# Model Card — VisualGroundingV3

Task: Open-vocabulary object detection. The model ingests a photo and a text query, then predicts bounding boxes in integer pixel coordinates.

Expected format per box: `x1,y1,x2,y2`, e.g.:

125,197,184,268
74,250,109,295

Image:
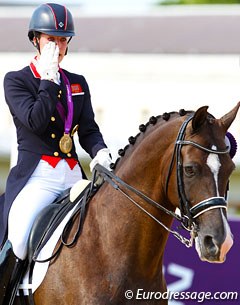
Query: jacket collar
29,56,41,78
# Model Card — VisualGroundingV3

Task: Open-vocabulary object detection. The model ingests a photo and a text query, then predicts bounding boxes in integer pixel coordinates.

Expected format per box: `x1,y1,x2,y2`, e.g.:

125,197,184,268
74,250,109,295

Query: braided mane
111,109,193,170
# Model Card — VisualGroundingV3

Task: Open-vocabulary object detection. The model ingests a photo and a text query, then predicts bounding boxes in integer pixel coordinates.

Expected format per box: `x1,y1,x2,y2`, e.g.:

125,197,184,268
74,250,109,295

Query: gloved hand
90,148,112,172
36,41,60,85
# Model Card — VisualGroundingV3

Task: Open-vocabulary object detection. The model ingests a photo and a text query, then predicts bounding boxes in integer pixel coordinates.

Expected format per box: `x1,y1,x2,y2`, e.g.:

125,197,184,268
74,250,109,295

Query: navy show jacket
0,64,107,246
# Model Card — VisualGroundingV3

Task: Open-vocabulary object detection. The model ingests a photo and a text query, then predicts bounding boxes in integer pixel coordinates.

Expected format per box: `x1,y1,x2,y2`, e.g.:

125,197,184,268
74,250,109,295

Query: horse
17,103,240,305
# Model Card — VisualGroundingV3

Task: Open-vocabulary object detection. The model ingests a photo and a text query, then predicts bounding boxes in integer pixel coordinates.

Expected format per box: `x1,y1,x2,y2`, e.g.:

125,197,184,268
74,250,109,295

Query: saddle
28,179,93,262
16,178,99,305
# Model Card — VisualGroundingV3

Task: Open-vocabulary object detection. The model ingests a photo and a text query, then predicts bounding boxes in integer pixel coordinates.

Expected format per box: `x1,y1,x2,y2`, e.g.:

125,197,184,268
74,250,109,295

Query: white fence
1,52,240,164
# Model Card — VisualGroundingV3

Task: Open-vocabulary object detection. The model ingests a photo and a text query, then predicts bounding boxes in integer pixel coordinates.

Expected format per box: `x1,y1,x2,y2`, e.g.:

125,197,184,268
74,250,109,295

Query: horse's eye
184,165,196,177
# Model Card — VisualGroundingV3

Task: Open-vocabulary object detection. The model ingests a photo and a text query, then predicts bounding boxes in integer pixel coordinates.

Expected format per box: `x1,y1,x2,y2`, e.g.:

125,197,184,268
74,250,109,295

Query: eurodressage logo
124,289,239,302
59,22,64,28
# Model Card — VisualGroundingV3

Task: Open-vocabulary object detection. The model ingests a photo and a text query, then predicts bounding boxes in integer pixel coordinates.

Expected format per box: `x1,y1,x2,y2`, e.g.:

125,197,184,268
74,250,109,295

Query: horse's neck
92,165,173,280
88,119,178,280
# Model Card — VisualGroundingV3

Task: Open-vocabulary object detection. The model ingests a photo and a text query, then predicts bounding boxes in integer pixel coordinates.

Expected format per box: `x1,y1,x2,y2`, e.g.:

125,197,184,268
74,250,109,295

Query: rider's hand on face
37,41,60,85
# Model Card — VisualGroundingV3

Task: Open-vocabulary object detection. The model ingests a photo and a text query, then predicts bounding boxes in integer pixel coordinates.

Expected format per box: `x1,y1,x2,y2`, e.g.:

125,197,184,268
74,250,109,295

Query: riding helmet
28,3,75,42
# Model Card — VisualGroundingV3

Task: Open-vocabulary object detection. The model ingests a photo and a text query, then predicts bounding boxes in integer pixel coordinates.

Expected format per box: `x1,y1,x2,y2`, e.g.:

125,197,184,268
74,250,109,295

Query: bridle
94,114,230,248
166,114,230,231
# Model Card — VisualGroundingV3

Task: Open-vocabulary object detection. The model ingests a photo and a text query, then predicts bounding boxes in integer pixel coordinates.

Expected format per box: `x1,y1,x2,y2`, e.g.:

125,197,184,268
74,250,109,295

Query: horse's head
172,102,240,263
106,102,239,266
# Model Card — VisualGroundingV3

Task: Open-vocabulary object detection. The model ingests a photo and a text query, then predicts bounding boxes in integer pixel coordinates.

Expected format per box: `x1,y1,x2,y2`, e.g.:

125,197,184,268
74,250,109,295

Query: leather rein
94,114,230,248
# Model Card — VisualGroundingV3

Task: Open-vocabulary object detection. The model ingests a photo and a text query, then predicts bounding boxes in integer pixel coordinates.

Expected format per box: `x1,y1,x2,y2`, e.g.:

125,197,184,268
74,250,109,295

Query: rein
95,114,230,248
94,164,195,248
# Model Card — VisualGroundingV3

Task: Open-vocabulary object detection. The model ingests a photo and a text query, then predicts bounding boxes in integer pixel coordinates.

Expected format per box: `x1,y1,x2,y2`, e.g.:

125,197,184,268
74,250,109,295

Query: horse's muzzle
192,199,233,263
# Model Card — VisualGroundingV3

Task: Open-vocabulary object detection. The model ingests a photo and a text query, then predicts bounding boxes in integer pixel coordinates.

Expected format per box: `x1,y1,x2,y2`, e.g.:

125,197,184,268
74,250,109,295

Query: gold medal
59,133,73,154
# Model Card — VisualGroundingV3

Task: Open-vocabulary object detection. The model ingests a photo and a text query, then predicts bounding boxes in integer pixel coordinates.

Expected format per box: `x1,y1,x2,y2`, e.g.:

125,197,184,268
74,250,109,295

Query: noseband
94,114,230,247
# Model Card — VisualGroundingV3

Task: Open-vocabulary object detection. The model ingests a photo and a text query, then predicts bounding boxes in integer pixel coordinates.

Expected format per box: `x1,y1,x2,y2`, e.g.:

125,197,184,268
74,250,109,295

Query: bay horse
21,103,240,304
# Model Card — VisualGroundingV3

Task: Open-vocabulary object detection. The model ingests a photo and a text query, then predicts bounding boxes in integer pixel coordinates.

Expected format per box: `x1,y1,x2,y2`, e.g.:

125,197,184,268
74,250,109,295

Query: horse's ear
191,106,209,131
220,102,240,132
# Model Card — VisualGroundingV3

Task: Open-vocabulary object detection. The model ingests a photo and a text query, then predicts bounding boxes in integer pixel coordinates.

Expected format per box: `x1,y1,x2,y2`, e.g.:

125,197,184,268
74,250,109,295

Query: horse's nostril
204,235,218,255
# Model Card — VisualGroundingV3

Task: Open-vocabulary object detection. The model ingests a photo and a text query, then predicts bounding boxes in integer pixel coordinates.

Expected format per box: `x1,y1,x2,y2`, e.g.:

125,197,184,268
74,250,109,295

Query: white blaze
206,146,221,196
219,209,233,262
206,146,233,262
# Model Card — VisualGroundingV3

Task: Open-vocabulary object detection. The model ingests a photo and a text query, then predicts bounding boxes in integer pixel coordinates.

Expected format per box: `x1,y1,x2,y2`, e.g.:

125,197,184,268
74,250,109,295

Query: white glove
90,148,112,172
36,41,60,85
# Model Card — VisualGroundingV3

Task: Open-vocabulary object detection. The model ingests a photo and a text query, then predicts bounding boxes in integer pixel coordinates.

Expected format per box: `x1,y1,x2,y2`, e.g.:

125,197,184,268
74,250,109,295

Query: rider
0,3,112,303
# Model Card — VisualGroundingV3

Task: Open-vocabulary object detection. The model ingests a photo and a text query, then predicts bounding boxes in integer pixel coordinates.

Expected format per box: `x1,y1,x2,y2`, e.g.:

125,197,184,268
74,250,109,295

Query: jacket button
59,90,62,95
58,94,61,98
51,116,56,122
54,152,59,157
67,153,72,157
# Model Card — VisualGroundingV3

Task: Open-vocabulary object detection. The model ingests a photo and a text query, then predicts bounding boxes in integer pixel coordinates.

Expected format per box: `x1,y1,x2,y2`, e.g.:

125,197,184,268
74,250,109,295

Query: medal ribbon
57,69,73,135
